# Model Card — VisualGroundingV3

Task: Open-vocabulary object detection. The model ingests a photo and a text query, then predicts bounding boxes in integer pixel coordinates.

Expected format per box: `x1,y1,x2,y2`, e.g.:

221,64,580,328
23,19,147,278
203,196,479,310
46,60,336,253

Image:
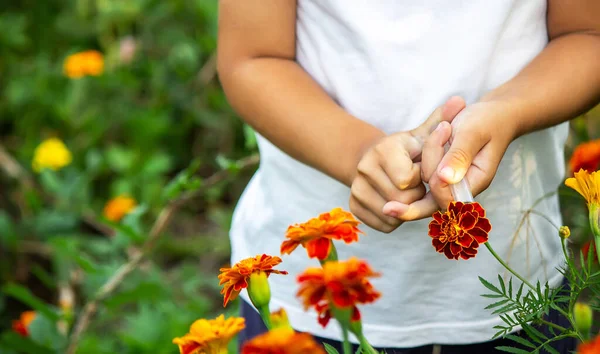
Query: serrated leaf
516,283,524,302
479,276,502,294
505,334,536,349
542,343,560,354
508,278,513,298
492,303,519,315
323,342,339,354
485,299,510,310
1,284,59,321
521,323,546,343
482,294,505,299
495,346,530,354
498,275,506,294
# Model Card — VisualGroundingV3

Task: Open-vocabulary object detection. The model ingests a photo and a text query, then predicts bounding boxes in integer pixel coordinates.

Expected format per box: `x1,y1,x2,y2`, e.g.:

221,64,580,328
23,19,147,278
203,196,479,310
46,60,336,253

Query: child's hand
421,101,518,208
349,97,465,233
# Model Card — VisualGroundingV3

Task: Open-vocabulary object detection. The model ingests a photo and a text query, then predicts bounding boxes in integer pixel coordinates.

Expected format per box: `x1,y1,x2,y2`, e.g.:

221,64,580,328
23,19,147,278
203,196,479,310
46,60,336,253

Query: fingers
410,96,466,140
350,177,402,233
437,123,488,185
367,137,421,190
421,121,452,183
382,192,439,221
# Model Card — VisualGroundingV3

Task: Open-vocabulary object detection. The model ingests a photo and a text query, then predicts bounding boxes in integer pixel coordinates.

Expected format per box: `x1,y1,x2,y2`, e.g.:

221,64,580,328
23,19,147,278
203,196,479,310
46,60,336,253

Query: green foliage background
0,1,598,353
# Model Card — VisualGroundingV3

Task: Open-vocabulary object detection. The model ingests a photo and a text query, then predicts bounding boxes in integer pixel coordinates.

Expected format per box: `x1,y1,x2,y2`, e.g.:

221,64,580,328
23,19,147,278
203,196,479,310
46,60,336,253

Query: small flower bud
270,308,293,331
559,226,571,239
248,271,271,309
574,302,593,335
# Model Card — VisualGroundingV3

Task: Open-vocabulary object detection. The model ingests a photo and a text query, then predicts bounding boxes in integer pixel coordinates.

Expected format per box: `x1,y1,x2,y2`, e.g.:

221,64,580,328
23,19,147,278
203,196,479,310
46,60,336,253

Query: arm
217,0,384,187
421,0,600,208
218,0,463,231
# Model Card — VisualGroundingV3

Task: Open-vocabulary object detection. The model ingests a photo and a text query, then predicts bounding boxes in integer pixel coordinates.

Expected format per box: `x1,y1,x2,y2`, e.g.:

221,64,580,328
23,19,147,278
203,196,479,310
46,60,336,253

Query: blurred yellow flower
63,50,104,78
32,138,72,173
103,195,137,222
565,169,600,206
172,314,245,354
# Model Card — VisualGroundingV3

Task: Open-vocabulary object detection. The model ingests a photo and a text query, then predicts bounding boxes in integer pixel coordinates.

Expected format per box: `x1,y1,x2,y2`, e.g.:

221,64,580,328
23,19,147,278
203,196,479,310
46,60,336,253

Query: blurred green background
0,1,598,353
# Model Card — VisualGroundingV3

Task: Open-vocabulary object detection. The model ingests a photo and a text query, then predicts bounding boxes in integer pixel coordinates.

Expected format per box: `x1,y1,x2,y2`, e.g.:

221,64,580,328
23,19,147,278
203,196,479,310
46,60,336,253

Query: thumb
410,96,466,139
437,134,482,184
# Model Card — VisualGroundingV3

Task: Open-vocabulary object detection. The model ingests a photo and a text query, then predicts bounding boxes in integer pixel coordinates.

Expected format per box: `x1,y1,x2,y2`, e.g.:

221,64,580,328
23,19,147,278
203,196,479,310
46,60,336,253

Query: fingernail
439,166,455,181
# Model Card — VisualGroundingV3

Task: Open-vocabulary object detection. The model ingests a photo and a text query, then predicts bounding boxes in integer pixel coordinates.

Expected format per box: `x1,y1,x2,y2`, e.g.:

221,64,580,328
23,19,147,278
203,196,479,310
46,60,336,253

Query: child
217,0,600,353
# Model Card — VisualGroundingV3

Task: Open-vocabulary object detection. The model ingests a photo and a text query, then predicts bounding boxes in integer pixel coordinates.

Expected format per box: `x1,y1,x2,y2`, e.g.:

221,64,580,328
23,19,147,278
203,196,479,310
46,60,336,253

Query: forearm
481,33,600,139
219,57,385,186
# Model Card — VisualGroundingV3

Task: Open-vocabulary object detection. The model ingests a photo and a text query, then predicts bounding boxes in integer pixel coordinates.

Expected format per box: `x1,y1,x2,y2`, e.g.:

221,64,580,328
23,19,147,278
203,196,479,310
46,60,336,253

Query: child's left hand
420,100,518,208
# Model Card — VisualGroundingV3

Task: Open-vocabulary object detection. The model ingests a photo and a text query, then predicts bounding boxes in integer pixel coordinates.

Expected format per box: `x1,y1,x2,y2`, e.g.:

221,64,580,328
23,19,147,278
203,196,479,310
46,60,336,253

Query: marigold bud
248,271,271,309
574,302,593,334
559,226,571,239
270,308,293,331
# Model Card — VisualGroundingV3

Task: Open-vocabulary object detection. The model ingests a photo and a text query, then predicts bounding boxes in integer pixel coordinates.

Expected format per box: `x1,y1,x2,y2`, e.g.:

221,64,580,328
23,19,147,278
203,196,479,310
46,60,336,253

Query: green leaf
485,299,510,310
494,346,530,354
479,276,502,294
74,253,99,274
0,332,54,354
498,275,506,294
141,152,172,176
492,303,519,315
30,264,57,290
516,283,524,302
505,334,536,349
104,282,167,309
243,124,258,150
106,145,136,173
1,284,59,321
28,313,66,350
520,323,547,344
323,343,340,354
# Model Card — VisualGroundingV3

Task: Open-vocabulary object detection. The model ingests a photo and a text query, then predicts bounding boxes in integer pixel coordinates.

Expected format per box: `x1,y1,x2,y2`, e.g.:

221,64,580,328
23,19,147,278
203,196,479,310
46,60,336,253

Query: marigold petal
475,217,492,233
449,243,462,255
428,222,442,238
459,212,477,230
443,245,456,260
280,239,300,255
432,238,446,251
306,237,332,260
457,235,474,248
468,227,489,244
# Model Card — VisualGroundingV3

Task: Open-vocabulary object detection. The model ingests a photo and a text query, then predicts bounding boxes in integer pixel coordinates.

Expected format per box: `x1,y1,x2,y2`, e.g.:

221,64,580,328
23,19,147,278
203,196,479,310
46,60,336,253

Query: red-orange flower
428,201,491,260
241,328,326,354
569,139,600,173
296,257,380,328
12,311,36,337
218,254,287,307
578,333,600,354
281,208,362,260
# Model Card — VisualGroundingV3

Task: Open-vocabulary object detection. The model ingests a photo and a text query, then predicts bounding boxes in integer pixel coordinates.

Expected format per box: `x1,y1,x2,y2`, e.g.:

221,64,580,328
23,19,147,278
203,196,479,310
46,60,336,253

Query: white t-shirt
229,0,568,348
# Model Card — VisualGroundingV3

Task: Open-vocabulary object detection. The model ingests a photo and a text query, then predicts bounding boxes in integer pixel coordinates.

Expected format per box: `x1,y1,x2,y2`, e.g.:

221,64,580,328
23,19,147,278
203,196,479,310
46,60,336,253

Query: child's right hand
349,97,466,233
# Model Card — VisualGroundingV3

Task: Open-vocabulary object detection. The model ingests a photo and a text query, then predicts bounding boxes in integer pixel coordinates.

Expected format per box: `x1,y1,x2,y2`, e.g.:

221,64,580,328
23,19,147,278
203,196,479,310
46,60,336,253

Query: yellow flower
565,169,600,206
172,315,245,354
103,195,137,222
32,138,72,173
270,308,293,331
559,226,571,239
63,50,104,78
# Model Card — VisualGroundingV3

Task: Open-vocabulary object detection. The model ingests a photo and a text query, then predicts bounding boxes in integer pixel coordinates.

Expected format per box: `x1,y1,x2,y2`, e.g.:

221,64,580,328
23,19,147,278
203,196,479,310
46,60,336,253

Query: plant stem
538,319,568,332
358,334,378,354
319,241,338,266
258,306,272,330
589,204,600,267
484,242,535,290
341,326,352,354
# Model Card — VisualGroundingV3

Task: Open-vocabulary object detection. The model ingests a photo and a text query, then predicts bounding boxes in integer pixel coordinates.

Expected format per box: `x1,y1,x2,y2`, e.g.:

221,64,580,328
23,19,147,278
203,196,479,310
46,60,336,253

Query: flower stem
589,204,600,267
258,305,272,330
358,334,378,354
319,241,338,266
341,326,352,354
484,242,535,290
538,319,568,333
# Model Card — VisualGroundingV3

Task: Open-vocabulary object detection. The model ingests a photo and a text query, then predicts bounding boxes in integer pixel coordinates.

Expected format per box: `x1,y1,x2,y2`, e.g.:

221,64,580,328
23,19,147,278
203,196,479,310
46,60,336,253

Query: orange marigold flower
281,208,362,260
296,257,380,328
428,201,491,260
172,314,245,354
578,333,600,354
241,328,326,354
569,139,600,173
12,311,36,337
218,254,288,307
63,50,104,78
103,195,137,222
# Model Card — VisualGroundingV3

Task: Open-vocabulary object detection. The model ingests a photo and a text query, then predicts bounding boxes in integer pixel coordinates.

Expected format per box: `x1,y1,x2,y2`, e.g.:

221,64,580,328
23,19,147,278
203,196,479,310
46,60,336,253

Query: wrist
477,95,526,142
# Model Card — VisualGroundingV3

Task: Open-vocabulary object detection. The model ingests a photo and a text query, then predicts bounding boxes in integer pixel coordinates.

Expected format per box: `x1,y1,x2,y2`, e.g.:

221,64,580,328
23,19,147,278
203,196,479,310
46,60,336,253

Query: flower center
440,221,462,243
